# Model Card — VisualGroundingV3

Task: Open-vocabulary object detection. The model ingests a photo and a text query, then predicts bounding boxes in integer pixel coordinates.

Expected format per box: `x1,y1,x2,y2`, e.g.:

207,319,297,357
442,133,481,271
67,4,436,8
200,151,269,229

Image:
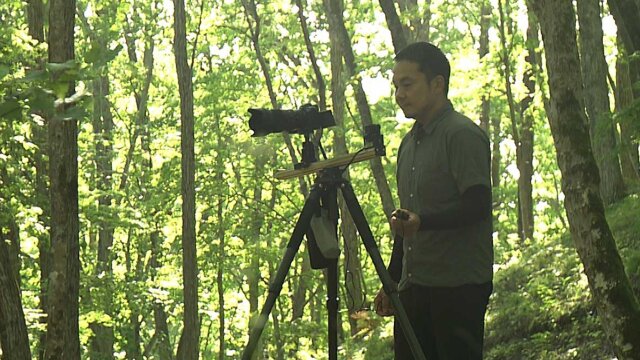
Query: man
374,42,494,359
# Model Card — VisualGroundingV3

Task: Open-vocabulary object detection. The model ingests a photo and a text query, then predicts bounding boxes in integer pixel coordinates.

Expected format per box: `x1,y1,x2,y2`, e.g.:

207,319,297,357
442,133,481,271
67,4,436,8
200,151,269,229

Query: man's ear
433,75,446,95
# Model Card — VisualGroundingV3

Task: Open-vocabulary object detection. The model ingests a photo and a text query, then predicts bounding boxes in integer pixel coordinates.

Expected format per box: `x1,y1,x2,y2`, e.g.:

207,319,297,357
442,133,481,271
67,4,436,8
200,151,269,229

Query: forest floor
483,189,640,360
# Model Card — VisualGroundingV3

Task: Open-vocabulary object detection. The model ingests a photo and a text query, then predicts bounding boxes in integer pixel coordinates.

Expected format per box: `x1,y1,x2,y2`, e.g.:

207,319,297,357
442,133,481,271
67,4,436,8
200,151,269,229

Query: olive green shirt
396,101,493,289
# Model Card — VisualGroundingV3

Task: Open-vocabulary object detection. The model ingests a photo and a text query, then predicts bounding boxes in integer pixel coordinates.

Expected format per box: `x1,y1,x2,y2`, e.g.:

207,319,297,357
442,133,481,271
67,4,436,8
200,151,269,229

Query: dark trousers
394,282,492,360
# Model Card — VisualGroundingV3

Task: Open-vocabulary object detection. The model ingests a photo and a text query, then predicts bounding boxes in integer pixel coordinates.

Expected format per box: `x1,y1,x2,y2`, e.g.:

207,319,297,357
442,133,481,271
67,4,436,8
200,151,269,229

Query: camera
248,104,335,137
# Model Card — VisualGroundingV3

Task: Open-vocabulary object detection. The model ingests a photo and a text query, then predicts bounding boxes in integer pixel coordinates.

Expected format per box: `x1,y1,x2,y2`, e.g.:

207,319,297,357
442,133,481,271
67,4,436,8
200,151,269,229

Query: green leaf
21,69,48,82
85,44,123,67
45,60,78,73
51,82,70,99
28,87,55,114
61,105,87,120
104,44,123,64
0,64,10,80
0,98,21,120
84,46,102,64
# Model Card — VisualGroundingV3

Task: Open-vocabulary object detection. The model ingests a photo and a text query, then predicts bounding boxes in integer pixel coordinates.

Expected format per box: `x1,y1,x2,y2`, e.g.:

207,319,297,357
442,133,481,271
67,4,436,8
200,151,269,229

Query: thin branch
189,0,206,70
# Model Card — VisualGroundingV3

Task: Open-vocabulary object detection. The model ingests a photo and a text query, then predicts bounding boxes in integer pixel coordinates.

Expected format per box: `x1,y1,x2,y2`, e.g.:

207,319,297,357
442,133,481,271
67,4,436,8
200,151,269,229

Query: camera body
248,104,335,137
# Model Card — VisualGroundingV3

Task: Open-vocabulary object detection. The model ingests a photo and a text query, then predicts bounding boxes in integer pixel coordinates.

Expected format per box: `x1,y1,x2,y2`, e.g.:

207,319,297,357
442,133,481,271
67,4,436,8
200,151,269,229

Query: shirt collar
410,101,454,140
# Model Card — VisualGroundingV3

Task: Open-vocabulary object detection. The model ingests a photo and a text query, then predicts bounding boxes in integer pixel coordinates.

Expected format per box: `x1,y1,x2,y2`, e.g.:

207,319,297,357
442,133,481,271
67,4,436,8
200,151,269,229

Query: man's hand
374,288,394,317
390,208,421,238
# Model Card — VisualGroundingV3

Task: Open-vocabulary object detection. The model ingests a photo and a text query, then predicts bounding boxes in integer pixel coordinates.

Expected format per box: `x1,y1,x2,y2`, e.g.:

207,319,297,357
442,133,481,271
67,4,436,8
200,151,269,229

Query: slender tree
323,0,367,335
497,0,535,241
173,0,200,357
150,230,173,360
214,123,227,359
607,0,640,54
529,0,640,357
608,0,640,101
326,0,396,219
517,12,538,240
490,115,502,189
0,224,31,359
615,48,640,182
577,0,626,205
378,0,408,51
290,0,326,323
397,0,431,43
478,0,491,133
45,0,80,358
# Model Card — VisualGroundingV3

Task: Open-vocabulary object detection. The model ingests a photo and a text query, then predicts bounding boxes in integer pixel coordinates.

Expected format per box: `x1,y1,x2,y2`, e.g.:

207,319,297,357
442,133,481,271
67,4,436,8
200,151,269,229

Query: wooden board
274,148,379,180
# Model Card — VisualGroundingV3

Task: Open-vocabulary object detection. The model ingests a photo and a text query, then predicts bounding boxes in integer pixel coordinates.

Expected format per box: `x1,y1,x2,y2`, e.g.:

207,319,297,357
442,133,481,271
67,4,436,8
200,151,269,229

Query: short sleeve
447,128,491,194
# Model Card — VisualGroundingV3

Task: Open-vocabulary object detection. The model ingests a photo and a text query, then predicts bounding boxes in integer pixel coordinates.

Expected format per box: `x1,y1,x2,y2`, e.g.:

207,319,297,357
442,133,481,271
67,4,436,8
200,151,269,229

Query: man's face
392,60,441,121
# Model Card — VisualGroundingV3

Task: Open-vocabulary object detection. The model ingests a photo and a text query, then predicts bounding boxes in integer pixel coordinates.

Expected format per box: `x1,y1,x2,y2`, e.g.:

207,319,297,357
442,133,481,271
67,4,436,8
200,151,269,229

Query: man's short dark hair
395,42,451,95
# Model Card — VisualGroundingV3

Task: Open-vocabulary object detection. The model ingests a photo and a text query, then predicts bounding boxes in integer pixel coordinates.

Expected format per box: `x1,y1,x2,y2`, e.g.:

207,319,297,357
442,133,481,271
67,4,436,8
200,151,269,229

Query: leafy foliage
1,0,639,358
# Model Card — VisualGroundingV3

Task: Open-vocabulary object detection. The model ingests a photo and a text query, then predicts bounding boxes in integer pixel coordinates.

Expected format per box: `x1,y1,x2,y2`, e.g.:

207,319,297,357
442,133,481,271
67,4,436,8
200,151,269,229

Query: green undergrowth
485,191,640,359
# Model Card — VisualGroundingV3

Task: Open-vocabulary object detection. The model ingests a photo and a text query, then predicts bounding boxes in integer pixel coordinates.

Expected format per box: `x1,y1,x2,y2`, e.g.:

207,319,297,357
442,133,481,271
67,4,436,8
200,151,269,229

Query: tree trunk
45,0,80,358
479,0,502,193
326,0,396,220
289,0,326,323
291,254,311,321
152,307,172,360
479,0,491,133
296,0,326,111
326,0,361,329
397,0,431,43
517,12,538,241
530,0,640,357
490,116,502,189
577,0,626,205
248,155,269,359
0,173,21,295
324,0,366,335
173,0,200,357
607,0,640,55
378,0,408,51
615,51,640,182
88,74,116,360
498,0,532,241
216,196,226,360
149,229,173,360
122,227,142,360
0,226,31,360
608,0,640,102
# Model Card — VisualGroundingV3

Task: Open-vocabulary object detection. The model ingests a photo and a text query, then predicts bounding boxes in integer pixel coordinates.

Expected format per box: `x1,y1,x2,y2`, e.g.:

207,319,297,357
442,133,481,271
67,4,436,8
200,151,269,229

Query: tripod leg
339,182,427,360
241,187,322,360
327,259,339,360
322,185,340,360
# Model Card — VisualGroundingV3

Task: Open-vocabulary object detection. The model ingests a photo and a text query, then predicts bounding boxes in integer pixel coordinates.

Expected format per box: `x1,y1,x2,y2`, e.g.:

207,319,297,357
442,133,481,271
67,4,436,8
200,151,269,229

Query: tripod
241,166,426,360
